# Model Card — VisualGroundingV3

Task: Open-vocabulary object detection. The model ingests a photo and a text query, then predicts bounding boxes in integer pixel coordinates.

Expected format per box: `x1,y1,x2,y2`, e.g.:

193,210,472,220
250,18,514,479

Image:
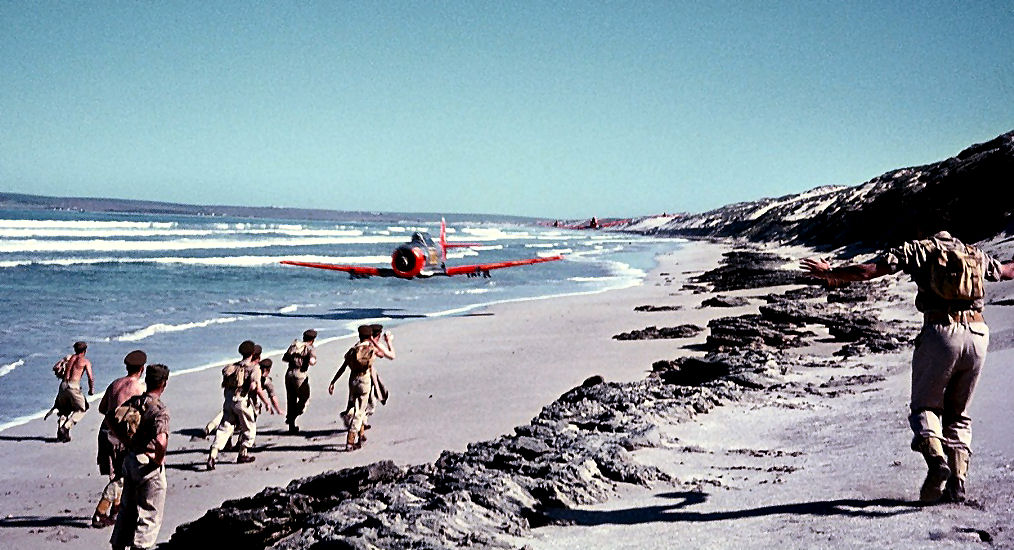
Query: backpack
53,355,72,379
283,341,310,371
345,343,375,374
222,361,247,390
110,394,148,445
928,238,985,302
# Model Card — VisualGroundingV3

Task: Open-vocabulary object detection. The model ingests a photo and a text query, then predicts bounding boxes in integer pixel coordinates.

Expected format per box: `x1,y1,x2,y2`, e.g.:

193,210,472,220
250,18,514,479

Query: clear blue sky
2,2,1012,218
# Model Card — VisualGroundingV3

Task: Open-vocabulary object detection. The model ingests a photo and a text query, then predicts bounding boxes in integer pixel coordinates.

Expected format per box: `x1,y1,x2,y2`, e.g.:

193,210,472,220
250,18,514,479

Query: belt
924,310,984,325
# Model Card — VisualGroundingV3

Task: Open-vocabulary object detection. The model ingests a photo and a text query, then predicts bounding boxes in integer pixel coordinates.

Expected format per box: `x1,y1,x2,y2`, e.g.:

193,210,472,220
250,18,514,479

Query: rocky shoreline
165,248,921,549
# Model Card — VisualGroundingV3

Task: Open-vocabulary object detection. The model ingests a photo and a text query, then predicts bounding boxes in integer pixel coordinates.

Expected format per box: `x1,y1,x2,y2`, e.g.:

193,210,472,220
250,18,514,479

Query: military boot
917,437,951,503
237,447,256,464
944,447,969,503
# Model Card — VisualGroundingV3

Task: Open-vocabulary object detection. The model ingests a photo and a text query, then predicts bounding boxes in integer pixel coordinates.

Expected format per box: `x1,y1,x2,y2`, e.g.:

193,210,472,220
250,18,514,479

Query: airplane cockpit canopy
411,232,435,247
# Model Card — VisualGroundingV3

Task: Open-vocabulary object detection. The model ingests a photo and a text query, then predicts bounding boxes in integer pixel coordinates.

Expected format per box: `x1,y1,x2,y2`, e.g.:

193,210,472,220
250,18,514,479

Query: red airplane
280,219,564,279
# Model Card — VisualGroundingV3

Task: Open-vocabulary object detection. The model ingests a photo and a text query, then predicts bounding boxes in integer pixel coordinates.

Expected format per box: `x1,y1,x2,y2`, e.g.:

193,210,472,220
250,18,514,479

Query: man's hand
800,257,841,288
328,382,335,396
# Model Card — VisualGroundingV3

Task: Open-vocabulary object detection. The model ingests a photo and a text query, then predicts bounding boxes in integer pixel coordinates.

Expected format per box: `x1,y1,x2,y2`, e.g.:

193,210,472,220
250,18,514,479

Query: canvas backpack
928,238,986,302
221,361,247,390
283,341,310,371
52,355,72,379
345,343,375,374
110,394,148,445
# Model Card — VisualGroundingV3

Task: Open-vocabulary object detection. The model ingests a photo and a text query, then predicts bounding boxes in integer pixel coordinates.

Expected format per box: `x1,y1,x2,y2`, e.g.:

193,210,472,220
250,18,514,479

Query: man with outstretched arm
802,230,1014,503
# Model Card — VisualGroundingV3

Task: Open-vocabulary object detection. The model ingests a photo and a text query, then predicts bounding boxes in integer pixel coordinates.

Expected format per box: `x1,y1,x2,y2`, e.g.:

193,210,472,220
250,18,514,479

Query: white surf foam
0,359,25,379
112,317,241,342
0,235,404,253
0,219,176,229
0,254,393,268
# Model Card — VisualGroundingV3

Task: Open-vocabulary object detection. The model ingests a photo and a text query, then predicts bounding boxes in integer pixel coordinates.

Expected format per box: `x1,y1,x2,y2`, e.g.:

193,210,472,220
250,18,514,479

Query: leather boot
237,447,256,464
917,437,951,503
944,447,969,503
346,430,357,451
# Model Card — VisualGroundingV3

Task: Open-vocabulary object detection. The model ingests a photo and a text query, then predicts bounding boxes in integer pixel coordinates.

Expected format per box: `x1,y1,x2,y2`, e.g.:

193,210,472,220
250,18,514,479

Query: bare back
64,353,93,386
99,375,145,417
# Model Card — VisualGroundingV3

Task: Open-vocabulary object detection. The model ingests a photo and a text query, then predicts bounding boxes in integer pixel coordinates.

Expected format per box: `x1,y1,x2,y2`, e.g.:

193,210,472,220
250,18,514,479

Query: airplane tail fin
439,217,481,262
440,218,447,262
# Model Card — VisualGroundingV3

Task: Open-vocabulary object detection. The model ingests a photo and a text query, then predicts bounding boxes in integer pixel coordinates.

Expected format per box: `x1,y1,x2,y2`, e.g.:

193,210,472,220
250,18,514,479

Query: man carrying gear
283,329,317,433
329,325,390,451
803,230,1014,503
207,340,272,470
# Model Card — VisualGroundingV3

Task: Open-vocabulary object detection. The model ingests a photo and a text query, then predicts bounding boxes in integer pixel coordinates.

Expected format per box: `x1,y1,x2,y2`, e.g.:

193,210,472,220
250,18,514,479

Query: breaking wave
0,254,393,268
111,317,241,342
0,360,25,379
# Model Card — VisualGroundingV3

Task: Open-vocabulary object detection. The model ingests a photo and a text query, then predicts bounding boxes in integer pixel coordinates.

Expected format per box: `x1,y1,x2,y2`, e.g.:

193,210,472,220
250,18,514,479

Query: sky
1,2,1012,219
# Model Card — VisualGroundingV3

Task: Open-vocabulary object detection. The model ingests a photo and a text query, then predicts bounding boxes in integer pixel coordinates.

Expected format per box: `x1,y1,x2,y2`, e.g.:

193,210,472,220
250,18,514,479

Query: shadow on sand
542,491,921,526
0,514,91,529
0,434,57,443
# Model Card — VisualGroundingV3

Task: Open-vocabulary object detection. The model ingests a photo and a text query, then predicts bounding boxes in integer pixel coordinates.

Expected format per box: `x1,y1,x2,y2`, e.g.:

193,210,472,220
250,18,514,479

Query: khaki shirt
128,394,170,455
878,231,1003,312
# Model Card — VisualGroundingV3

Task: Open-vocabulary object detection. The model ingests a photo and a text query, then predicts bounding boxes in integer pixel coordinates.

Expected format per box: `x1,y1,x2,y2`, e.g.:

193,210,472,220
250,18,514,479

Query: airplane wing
279,261,397,278
443,255,564,276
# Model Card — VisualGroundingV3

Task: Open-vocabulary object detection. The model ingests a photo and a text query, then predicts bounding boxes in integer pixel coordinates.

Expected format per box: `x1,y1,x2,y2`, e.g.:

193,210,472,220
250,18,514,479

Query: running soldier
92,350,146,528
329,325,389,450
207,340,271,470
803,230,1014,503
283,329,317,433
54,341,95,442
109,363,170,550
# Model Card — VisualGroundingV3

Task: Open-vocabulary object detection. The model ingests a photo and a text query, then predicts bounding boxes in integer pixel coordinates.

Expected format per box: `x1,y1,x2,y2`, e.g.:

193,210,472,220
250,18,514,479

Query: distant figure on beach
53,341,95,442
207,341,270,470
92,350,147,528
802,230,1014,503
329,325,390,451
109,363,170,550
283,329,317,433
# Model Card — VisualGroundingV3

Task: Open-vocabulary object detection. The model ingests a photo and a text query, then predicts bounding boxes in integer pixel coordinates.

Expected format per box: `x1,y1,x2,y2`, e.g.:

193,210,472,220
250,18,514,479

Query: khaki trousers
343,373,373,433
55,381,88,433
110,453,166,549
285,368,310,424
211,393,256,456
909,321,989,452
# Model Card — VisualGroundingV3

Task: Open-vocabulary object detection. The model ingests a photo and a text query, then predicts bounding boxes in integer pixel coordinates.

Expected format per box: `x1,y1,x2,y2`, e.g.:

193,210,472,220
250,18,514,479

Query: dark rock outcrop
613,325,704,340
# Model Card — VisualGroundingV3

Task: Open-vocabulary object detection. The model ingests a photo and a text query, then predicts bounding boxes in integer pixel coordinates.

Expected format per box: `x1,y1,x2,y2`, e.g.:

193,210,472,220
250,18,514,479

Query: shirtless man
92,350,146,527
55,341,95,442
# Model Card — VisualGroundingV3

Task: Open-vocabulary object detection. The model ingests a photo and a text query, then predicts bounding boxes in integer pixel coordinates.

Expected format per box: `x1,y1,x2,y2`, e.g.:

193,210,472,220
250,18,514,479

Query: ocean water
0,209,681,431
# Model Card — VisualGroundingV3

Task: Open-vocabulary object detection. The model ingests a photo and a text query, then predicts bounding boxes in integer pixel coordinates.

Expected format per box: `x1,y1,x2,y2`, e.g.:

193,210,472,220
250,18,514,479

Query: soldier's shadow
539,491,920,527
0,514,91,529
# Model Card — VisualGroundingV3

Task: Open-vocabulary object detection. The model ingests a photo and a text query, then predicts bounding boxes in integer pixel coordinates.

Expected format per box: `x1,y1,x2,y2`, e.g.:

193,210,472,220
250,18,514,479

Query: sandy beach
2,238,1013,549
